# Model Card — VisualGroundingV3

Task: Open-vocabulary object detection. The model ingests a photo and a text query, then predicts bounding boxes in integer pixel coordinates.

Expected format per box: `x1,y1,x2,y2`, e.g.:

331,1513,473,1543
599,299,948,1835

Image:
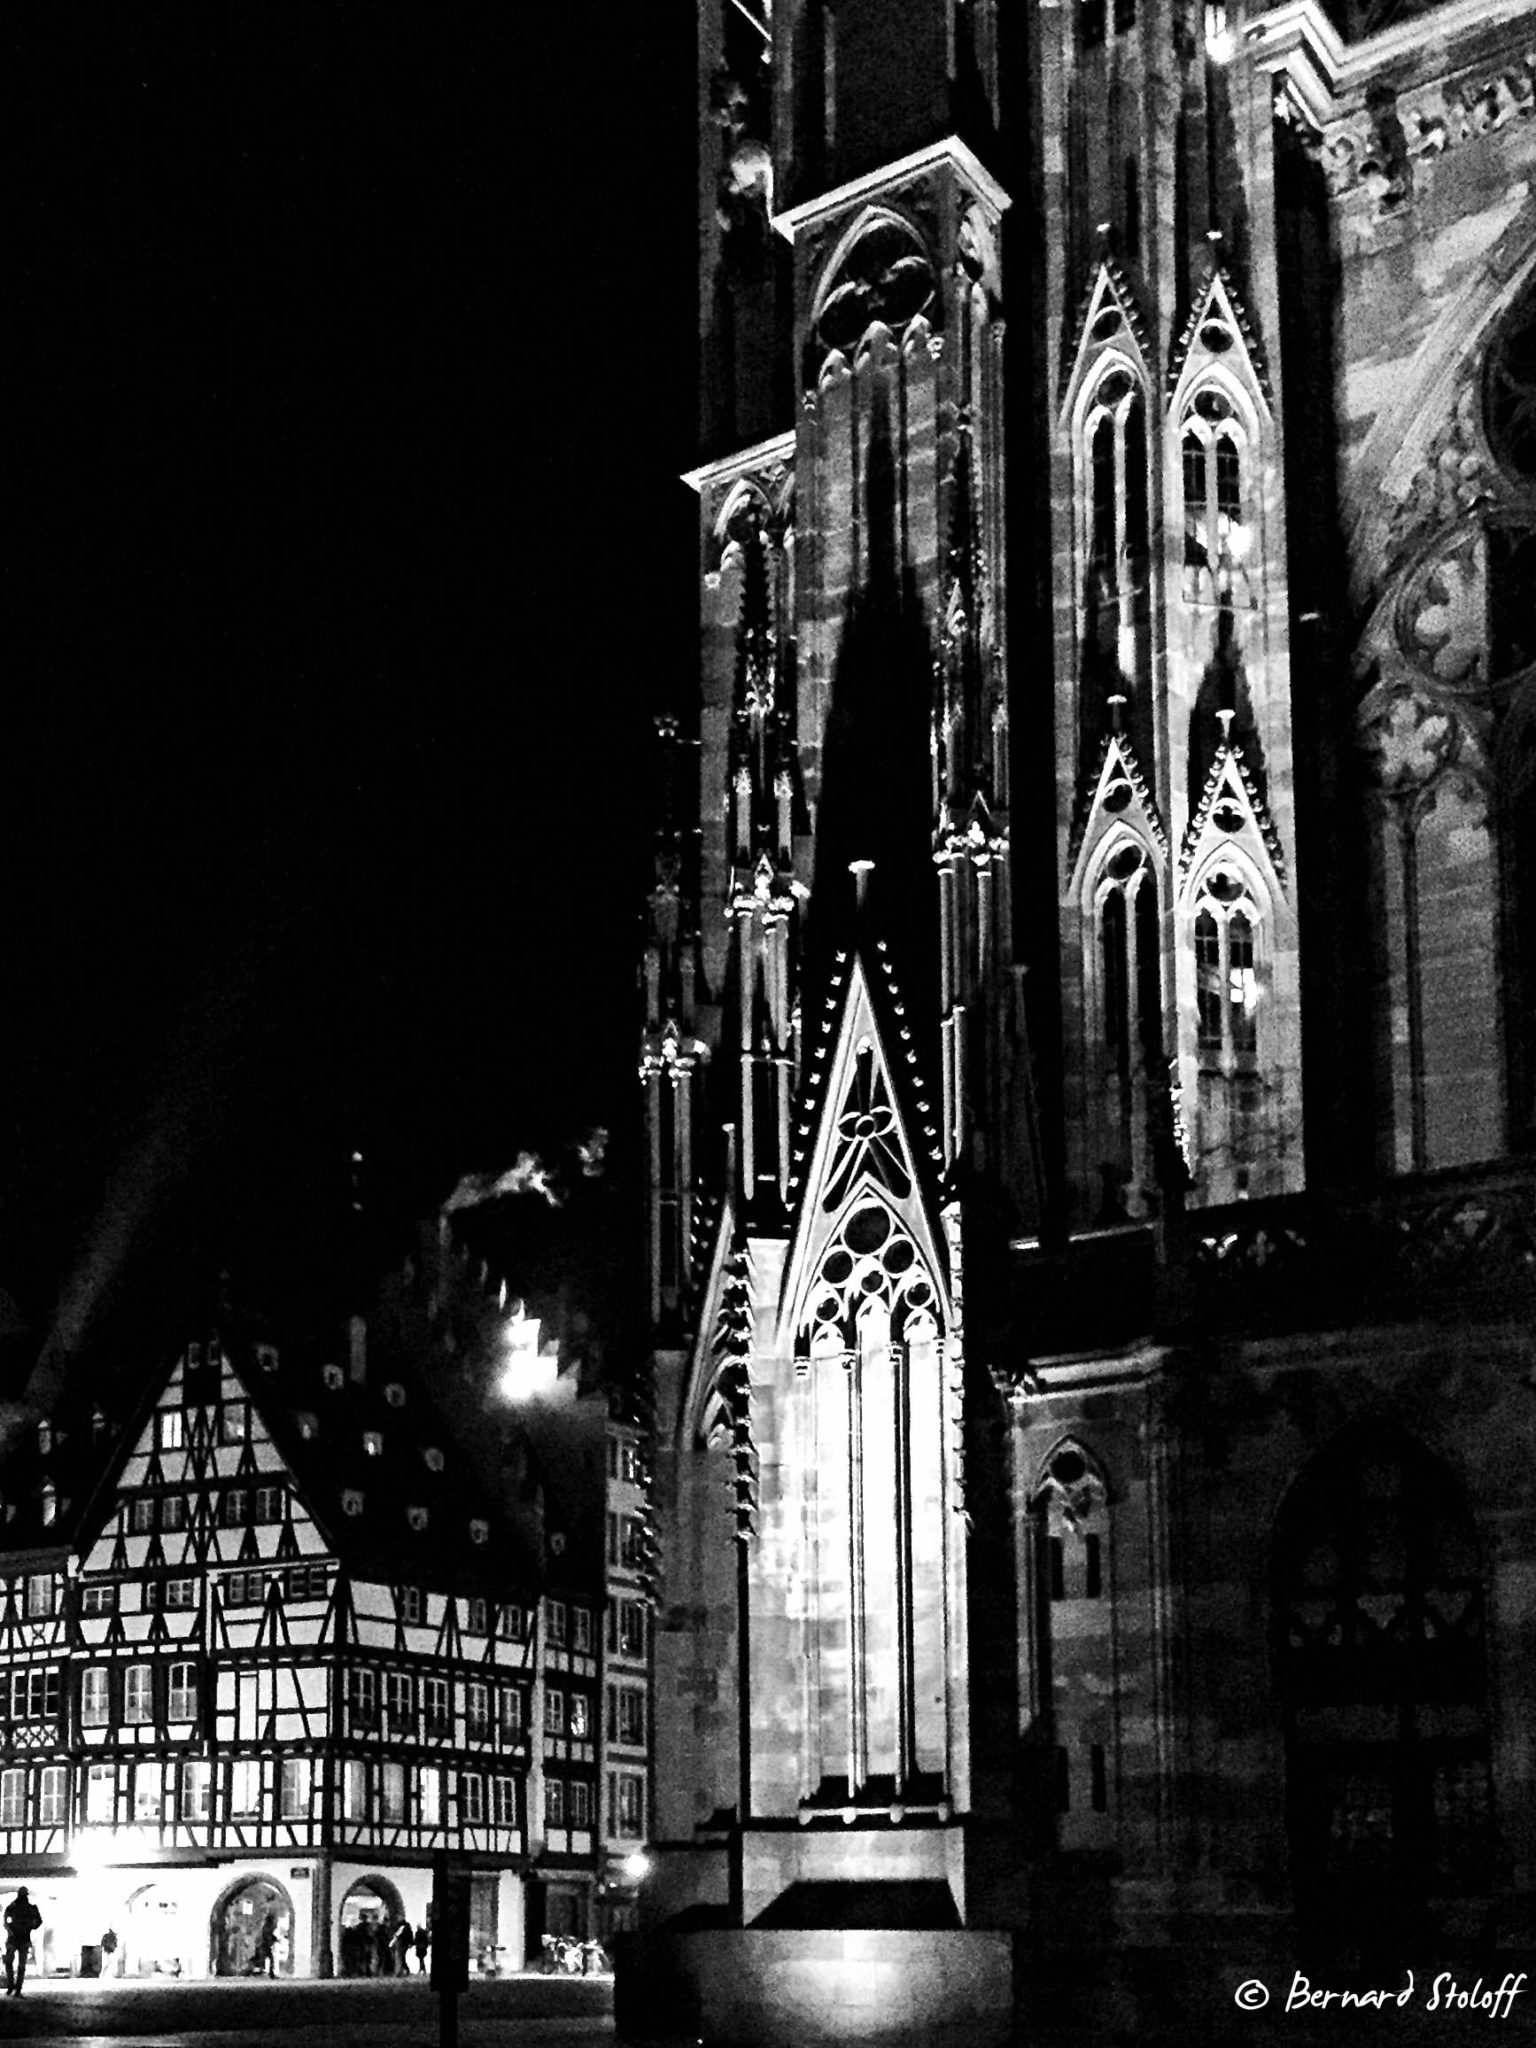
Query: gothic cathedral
634,0,1535,2038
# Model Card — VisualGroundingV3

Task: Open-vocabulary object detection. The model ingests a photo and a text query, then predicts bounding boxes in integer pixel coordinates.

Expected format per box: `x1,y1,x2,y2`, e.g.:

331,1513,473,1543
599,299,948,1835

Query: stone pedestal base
614,1926,1015,2047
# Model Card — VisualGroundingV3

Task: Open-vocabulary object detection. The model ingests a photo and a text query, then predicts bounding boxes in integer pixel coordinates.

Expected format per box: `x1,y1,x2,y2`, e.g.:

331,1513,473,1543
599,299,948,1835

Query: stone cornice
771,136,1011,245
1246,0,1534,123
682,429,797,499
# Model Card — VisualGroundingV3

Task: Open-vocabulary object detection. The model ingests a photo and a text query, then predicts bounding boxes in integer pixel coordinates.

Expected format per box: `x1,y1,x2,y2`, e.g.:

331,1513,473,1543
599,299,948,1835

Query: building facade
0,1296,641,1980
633,0,1536,2038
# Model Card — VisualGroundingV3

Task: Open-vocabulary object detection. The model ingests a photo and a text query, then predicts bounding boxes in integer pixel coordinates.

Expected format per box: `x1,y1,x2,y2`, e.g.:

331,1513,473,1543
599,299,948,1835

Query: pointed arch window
1275,1426,1491,1943
1193,865,1260,1062
1182,387,1251,605
1030,1442,1116,1846
1090,840,1163,1204
1079,365,1151,747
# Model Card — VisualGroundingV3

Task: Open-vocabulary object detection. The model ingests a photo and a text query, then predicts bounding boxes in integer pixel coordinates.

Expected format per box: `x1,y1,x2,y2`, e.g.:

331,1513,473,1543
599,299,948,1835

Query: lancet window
1181,387,1251,606
1192,864,1260,1063
1030,1442,1116,1844
1275,1426,1491,1940
1081,368,1149,683
800,1196,949,1805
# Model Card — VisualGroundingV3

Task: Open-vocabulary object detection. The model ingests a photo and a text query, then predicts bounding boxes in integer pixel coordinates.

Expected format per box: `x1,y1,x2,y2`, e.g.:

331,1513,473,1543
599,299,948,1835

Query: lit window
1182,388,1248,603
419,1765,442,1828
25,1573,61,1619
343,1759,367,1819
230,1758,262,1816
280,1756,311,1818
82,1667,110,1729
569,1692,591,1738
545,1778,565,1828
363,1431,383,1458
124,1664,154,1726
220,1401,249,1445
39,1765,67,1826
255,1343,279,1375
0,1769,24,1827
381,1761,406,1823
134,1763,163,1822
87,1763,116,1824
168,1663,198,1722
156,1410,184,1452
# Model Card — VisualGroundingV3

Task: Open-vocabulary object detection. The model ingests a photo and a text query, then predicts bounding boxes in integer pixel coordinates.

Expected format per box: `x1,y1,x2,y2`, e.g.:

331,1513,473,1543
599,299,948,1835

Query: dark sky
10,9,695,1381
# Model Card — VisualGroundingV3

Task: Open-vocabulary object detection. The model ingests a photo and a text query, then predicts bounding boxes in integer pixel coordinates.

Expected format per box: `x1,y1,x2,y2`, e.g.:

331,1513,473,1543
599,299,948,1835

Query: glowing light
498,1307,559,1402
1204,3,1235,62
622,1851,652,1884
70,1828,115,1873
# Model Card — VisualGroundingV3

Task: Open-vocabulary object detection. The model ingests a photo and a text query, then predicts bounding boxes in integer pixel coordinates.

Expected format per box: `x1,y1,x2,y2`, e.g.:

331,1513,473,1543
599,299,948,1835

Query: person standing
390,1917,414,1975
250,1911,278,1978
4,1888,43,1997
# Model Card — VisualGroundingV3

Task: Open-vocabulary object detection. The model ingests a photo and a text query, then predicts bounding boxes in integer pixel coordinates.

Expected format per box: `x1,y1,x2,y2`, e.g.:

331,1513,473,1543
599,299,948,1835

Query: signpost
430,1851,473,2048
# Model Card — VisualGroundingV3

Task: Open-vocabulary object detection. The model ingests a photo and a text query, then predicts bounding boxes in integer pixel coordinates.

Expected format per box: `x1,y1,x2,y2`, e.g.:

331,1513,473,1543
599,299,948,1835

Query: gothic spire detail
1168,261,1273,405
1180,717,1288,889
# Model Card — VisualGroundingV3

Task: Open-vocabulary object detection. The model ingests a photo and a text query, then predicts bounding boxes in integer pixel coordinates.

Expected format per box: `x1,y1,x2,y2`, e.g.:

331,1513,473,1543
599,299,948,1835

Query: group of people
337,1915,429,1977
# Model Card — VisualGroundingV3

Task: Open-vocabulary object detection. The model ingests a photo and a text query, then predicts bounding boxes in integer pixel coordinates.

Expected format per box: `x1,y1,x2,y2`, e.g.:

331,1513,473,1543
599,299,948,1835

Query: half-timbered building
0,1312,557,1978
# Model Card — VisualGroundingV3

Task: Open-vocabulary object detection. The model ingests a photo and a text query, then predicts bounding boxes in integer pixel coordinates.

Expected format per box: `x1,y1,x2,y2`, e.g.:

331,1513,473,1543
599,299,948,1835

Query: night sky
11,10,695,1390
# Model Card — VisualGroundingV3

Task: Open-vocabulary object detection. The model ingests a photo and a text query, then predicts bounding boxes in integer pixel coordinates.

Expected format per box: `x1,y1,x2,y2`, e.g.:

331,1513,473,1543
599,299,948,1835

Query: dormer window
363,1431,383,1459
255,1343,278,1374
296,1411,318,1441
469,1518,489,1546
384,1382,406,1409
407,1505,428,1532
423,1447,445,1474
321,1363,344,1392
341,1489,363,1517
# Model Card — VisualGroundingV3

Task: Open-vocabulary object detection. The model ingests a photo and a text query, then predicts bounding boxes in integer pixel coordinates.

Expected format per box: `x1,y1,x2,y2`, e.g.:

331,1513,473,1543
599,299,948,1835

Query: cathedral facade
634,0,1535,2038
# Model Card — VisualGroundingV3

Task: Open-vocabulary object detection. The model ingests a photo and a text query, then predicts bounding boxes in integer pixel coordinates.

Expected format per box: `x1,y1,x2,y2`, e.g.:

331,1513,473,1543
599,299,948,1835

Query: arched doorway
1274,1423,1492,1958
211,1874,294,1978
124,1882,186,1977
337,1875,402,1977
